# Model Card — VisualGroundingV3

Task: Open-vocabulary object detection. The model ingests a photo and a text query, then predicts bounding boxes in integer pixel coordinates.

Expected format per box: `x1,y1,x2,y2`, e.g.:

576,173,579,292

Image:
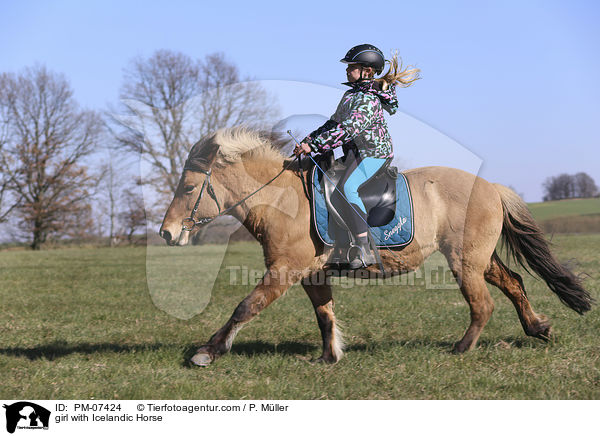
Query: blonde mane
212,127,284,166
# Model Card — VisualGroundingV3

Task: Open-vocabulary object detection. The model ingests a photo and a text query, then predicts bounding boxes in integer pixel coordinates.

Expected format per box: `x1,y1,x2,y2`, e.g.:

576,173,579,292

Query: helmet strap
358,65,364,81
356,65,372,82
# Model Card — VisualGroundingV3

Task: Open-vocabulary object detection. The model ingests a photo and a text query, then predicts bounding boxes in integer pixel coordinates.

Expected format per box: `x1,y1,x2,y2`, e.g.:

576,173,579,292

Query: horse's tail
493,184,594,314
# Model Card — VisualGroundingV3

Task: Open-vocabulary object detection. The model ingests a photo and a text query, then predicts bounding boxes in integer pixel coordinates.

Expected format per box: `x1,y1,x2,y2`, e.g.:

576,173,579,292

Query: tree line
0,50,277,249
2,50,596,248
543,173,598,201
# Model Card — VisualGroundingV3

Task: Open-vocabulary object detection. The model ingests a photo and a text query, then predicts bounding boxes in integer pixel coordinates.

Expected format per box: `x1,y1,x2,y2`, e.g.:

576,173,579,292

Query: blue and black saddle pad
310,166,415,248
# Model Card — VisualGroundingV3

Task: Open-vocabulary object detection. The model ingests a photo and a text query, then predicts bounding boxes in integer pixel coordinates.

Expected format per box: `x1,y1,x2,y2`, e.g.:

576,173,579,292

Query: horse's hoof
537,325,552,342
311,355,337,364
452,343,468,354
190,352,213,367
525,317,553,342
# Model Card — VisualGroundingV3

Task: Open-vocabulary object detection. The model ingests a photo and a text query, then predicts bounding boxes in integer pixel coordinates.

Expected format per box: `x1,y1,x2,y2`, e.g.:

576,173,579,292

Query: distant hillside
528,197,600,221
527,197,600,233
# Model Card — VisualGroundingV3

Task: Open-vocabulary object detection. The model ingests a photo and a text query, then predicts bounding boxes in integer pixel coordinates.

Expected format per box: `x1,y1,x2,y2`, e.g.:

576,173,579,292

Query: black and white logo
3,402,50,434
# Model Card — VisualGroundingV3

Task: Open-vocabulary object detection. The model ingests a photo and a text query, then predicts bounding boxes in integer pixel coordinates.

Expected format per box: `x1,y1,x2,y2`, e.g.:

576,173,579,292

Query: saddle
309,151,414,256
318,152,397,227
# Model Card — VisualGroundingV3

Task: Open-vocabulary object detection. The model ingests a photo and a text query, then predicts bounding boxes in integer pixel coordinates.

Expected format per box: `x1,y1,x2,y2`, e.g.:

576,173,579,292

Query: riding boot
348,234,376,269
345,203,377,269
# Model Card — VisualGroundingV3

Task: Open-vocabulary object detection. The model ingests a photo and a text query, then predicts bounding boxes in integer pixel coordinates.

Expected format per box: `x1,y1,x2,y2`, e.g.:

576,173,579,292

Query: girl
295,44,420,268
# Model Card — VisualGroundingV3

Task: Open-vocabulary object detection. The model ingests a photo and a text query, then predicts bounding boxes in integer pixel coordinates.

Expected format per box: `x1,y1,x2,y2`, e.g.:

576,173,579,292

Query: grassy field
528,197,600,221
0,235,599,400
527,198,600,234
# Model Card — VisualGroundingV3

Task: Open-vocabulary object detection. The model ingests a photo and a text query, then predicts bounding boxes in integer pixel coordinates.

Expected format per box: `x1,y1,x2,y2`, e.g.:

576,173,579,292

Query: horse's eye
184,185,195,194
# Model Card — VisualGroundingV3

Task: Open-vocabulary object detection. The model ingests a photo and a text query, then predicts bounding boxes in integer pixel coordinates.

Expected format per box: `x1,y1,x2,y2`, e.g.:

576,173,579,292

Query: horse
159,127,593,366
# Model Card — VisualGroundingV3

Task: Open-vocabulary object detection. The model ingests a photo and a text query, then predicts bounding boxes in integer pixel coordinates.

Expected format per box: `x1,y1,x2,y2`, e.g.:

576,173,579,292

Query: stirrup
325,246,348,268
348,244,376,269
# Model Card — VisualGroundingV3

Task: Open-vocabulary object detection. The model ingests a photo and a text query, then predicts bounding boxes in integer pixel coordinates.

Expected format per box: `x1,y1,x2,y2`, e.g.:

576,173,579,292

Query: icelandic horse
159,128,593,366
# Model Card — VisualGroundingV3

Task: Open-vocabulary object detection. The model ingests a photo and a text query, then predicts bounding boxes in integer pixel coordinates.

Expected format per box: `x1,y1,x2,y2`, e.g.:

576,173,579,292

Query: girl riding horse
295,44,420,268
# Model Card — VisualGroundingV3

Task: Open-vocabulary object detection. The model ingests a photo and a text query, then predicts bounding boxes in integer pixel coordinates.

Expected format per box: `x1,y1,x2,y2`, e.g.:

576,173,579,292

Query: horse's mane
208,127,287,167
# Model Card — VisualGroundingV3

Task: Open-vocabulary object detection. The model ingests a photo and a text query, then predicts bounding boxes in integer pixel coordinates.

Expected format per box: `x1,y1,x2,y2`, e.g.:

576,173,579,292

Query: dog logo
3,402,50,434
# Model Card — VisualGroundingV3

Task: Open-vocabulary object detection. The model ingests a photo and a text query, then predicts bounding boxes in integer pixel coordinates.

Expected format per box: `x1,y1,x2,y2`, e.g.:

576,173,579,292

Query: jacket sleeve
301,119,338,144
307,93,377,153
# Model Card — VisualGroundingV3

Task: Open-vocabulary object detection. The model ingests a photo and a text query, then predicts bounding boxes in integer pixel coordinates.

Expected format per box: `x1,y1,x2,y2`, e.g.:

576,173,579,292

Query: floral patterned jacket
302,80,398,159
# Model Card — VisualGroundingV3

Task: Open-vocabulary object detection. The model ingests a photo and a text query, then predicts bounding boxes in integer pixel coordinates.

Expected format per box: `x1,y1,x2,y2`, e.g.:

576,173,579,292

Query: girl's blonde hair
375,51,420,90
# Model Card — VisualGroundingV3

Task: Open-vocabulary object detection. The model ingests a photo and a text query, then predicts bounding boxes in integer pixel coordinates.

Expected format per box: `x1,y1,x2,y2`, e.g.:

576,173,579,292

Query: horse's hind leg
302,273,344,363
485,252,551,341
451,266,495,353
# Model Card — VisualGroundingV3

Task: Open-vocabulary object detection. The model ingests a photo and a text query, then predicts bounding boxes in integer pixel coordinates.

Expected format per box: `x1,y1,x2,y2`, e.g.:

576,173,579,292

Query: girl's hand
294,142,312,156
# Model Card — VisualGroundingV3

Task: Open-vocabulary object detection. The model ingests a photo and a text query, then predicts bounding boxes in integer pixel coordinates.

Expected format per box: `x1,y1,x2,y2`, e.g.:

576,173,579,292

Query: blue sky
1,0,599,201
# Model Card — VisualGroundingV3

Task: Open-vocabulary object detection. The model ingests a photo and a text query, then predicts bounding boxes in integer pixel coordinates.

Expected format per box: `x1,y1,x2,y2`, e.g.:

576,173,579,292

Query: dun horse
159,127,593,366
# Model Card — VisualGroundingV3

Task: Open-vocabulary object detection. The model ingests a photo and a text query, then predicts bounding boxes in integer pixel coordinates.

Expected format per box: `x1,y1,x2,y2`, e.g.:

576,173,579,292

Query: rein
181,154,303,232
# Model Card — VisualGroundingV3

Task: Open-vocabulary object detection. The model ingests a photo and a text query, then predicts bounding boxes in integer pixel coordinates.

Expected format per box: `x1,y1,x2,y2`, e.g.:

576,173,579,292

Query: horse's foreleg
302,273,344,363
191,266,299,367
485,252,552,341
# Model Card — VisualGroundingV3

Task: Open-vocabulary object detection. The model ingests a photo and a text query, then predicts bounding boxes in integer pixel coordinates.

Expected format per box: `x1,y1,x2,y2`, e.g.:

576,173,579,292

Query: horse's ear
184,139,220,172
201,140,220,166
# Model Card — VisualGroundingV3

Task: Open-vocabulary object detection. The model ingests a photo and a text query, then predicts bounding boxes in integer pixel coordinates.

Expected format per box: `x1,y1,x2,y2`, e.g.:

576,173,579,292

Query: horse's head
159,135,222,246
160,127,288,245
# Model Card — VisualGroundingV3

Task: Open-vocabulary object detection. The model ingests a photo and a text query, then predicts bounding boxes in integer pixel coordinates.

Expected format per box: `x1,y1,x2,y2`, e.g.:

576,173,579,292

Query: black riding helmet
340,44,386,75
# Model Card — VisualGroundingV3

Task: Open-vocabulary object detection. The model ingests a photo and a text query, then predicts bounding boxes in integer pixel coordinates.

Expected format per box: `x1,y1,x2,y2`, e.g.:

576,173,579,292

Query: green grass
527,198,600,233
528,197,600,221
1,236,599,400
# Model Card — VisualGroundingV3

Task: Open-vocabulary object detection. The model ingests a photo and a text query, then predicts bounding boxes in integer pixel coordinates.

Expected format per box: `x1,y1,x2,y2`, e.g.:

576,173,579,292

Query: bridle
181,167,220,231
181,155,303,233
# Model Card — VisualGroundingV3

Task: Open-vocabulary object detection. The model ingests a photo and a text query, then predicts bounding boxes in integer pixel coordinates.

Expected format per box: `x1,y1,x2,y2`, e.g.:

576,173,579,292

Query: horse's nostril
161,230,172,242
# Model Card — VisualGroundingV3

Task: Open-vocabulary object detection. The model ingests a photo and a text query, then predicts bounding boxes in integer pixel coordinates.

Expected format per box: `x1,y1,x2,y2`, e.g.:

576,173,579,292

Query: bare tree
543,173,574,201
543,172,598,201
105,160,119,245
0,178,14,224
574,172,598,198
94,160,146,246
0,166,17,224
197,53,279,138
0,77,19,223
108,50,278,202
59,200,96,243
96,158,133,246
0,66,103,249
118,187,147,244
